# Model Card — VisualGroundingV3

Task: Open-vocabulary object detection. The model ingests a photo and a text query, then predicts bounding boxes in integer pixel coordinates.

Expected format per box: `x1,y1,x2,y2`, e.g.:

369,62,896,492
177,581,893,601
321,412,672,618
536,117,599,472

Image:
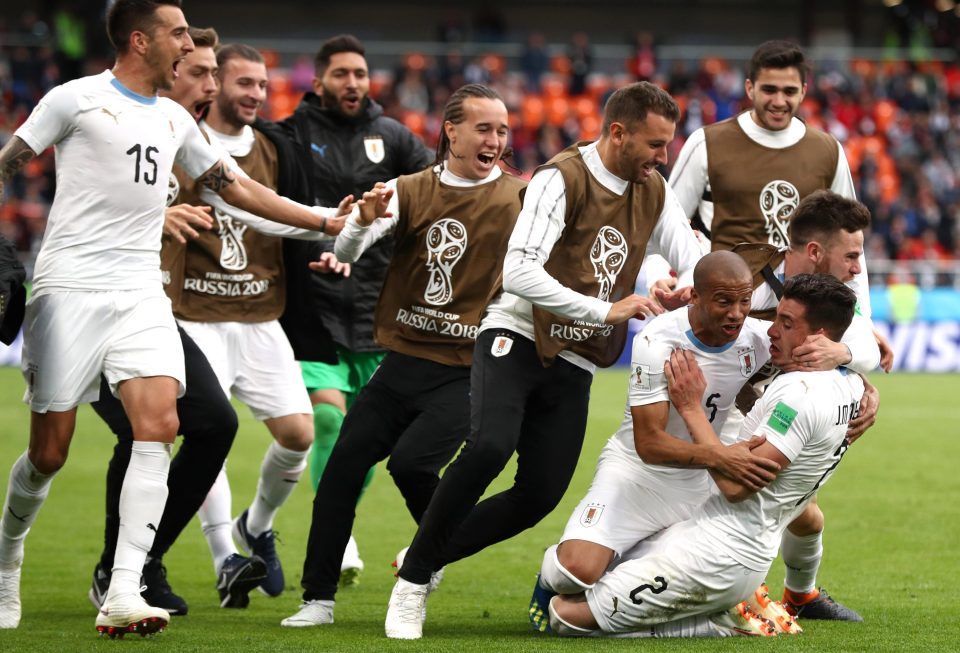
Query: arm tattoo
198,160,236,194
0,137,37,185
0,137,37,203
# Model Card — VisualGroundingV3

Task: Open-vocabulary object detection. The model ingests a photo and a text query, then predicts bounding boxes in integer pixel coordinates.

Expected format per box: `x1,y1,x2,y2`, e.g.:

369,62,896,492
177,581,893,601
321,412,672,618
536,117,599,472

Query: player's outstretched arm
198,160,343,235
0,136,38,202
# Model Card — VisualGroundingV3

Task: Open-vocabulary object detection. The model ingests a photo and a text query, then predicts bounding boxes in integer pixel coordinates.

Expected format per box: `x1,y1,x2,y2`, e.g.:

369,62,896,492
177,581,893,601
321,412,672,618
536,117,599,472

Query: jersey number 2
126,144,159,185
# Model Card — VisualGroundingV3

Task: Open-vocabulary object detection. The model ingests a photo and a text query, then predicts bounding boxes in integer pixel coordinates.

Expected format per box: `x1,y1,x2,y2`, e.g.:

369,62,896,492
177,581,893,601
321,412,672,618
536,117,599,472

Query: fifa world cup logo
759,180,799,247
166,175,180,208
590,226,628,301
216,209,249,271
424,218,468,306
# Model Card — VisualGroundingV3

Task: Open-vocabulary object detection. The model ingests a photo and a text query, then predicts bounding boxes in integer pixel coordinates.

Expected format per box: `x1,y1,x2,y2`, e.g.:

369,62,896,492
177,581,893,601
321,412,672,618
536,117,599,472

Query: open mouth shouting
341,92,361,114
477,152,498,168
721,321,743,337
191,99,212,120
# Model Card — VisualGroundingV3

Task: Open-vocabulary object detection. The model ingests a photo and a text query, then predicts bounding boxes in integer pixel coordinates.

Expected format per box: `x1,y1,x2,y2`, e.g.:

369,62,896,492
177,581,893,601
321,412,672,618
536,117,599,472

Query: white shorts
21,289,185,413
559,442,706,556
587,520,766,634
178,319,311,421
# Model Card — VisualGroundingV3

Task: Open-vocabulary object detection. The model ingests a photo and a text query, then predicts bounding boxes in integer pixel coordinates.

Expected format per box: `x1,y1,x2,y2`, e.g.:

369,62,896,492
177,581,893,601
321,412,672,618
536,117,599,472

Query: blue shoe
216,553,267,608
528,573,557,633
233,510,284,597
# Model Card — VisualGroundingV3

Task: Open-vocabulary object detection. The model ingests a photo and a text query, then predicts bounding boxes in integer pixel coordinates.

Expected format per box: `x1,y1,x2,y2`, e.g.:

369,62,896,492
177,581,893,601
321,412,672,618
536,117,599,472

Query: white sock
782,530,823,594
108,441,171,600
0,453,56,565
540,544,595,594
199,465,237,573
245,442,307,537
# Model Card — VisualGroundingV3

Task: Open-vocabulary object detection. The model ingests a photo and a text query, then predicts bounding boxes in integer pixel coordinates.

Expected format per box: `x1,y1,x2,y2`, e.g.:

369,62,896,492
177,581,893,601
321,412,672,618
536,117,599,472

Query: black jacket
0,235,26,346
278,94,432,355
251,117,340,364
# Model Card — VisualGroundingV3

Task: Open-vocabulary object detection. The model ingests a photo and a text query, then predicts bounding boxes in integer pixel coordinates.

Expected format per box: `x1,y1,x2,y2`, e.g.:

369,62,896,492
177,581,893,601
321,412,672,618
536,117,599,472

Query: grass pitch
0,366,956,652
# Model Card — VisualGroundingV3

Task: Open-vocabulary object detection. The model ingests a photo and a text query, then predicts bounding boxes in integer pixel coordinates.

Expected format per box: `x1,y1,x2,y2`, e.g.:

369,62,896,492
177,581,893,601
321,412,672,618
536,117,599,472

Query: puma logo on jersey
608,596,623,618
100,107,121,124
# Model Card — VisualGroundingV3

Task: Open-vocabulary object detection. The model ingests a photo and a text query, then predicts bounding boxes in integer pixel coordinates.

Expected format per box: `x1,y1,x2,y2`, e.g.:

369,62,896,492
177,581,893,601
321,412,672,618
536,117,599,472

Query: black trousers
301,351,470,601
92,325,237,570
398,329,592,585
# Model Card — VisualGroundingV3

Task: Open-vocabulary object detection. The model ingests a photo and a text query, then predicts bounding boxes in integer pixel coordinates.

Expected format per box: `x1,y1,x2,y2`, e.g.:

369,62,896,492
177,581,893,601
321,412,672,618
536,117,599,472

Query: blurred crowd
3,7,960,282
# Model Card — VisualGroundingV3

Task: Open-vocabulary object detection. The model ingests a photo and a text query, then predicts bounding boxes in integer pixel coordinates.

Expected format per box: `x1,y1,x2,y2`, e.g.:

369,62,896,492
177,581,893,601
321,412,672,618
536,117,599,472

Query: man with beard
386,82,704,640
548,275,865,639
668,42,876,621
0,0,341,636
279,34,432,583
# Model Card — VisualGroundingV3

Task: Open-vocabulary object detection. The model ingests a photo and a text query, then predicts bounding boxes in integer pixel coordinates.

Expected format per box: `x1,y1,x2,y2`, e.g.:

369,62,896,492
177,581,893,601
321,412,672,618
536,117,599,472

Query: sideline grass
0,367,956,651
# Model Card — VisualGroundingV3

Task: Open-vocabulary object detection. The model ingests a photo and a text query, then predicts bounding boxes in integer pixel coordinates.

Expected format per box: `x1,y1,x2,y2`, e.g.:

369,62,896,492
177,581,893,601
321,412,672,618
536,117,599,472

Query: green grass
0,366,957,651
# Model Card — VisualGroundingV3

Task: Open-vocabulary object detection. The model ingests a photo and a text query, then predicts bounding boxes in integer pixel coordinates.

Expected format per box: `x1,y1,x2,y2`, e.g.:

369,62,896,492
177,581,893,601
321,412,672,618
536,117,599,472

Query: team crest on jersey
634,364,651,391
590,226,628,300
579,503,605,527
759,180,799,248
491,335,513,357
739,348,757,377
424,218,468,306
364,136,385,163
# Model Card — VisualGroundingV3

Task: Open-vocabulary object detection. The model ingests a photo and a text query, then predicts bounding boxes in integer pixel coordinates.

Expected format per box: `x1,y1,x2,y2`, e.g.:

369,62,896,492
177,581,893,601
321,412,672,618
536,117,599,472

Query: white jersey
696,368,865,571
481,141,704,374
607,307,771,502
668,112,871,317
15,70,219,295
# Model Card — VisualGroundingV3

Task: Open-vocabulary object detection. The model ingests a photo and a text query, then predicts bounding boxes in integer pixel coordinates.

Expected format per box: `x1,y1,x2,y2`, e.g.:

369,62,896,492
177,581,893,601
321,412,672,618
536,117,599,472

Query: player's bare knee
131,410,179,442
267,414,313,451
28,445,68,474
556,544,607,587
789,501,824,536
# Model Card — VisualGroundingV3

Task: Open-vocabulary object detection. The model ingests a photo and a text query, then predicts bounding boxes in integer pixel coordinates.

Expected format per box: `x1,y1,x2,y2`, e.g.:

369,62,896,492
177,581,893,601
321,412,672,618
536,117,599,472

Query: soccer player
181,42,340,604
669,41,876,619
529,251,781,630
668,40,870,316
549,274,865,638
0,0,339,635
281,83,525,629
732,190,880,620
86,26,249,618
278,35,433,581
386,82,704,640
88,30,350,615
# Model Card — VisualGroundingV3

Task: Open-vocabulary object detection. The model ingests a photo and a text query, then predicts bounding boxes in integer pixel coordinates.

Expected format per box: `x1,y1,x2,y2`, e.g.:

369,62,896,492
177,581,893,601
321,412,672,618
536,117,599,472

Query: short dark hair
435,84,506,172
217,43,265,71
601,82,680,136
314,34,365,75
788,190,871,250
781,273,856,341
107,0,182,54
748,40,809,85
189,26,219,50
